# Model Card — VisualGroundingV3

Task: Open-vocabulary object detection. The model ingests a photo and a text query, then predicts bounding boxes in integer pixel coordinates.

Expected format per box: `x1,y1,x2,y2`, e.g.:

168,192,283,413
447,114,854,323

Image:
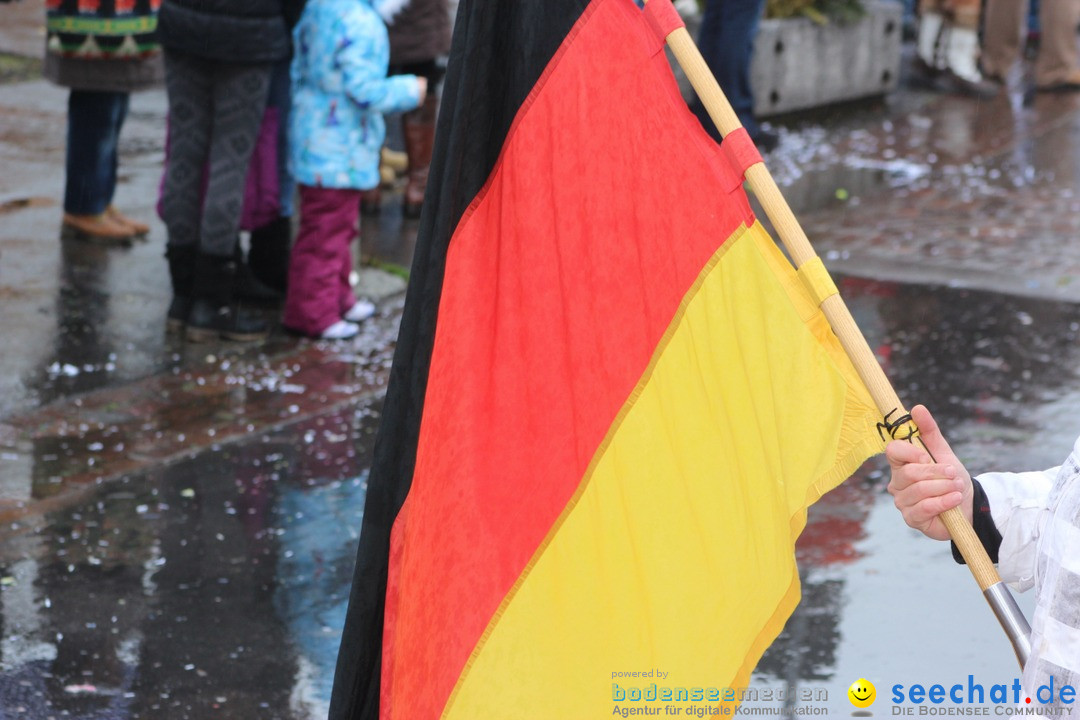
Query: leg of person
401,59,443,219
1033,0,1080,91
161,49,211,251
90,91,149,237
945,0,981,37
915,0,946,73
164,244,197,334
93,91,148,238
360,142,383,218
902,0,917,39
937,0,1000,95
340,225,374,323
187,60,272,342
691,0,774,150
248,216,293,294
249,58,294,294
161,50,213,330
981,0,1027,83
690,0,721,138
198,62,271,258
402,91,439,219
283,185,362,339
359,186,382,216
62,89,134,244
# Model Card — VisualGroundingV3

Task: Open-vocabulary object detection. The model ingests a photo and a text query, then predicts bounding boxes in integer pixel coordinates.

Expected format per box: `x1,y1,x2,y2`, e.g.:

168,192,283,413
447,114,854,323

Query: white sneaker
916,12,944,70
319,319,360,340
344,299,376,323
943,27,985,84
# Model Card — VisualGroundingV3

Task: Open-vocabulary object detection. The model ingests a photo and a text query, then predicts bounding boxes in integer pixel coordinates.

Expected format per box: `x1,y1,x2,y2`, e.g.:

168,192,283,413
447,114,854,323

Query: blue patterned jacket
289,0,422,190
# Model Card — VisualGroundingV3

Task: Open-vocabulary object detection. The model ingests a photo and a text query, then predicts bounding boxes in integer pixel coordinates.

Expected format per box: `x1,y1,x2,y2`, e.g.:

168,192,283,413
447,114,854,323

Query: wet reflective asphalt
7,43,1080,720
7,276,1080,717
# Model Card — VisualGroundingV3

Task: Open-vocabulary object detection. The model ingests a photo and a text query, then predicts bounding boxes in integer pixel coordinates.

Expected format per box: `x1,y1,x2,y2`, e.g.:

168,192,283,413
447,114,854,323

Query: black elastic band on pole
877,408,916,442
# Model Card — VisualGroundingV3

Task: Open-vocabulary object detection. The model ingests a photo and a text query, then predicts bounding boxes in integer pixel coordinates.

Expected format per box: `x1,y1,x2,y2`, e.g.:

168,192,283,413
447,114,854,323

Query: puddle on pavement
3,277,1080,717
0,400,379,719
772,129,1058,220
4,236,405,420
766,89,1080,221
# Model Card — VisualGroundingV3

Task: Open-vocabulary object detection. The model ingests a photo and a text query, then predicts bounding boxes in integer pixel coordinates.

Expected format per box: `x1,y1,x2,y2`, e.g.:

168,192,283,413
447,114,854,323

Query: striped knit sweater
46,0,160,58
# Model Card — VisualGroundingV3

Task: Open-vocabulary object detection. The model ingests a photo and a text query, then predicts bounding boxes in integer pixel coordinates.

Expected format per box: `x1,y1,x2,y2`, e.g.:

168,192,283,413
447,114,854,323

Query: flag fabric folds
329,0,886,718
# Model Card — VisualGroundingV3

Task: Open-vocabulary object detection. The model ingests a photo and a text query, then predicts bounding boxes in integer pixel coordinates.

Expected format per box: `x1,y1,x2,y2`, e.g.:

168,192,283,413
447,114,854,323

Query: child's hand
885,404,974,541
417,77,428,101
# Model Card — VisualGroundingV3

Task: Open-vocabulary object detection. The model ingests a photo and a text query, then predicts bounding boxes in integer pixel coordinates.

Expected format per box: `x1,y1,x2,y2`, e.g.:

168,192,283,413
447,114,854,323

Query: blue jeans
64,90,129,215
692,0,767,141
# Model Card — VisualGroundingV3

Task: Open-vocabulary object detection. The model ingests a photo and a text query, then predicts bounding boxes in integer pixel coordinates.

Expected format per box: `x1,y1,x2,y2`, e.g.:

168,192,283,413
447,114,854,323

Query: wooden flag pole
648,1,1031,668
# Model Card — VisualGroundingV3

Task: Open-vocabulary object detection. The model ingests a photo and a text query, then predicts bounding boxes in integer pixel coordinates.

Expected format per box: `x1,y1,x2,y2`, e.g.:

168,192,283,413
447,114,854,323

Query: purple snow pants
283,185,361,337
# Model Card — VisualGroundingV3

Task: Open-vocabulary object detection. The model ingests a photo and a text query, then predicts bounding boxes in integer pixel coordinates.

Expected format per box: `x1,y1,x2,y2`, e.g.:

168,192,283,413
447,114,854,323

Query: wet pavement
6,2,1080,717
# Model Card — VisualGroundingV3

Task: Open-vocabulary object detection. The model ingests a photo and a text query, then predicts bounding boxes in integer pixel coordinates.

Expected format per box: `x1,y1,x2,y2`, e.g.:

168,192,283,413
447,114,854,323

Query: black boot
248,216,292,295
233,242,283,306
359,188,381,217
165,244,197,334
186,253,270,343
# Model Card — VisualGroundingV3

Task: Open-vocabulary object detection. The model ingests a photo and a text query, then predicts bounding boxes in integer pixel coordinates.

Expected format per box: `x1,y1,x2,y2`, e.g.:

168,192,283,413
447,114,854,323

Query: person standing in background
914,0,999,96
45,0,162,245
284,0,425,339
244,58,299,299
156,0,302,342
982,0,1080,92
359,0,450,217
691,0,778,153
389,0,449,218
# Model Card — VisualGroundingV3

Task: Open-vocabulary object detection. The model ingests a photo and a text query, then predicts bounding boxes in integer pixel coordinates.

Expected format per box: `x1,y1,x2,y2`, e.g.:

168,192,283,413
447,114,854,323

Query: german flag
329,0,886,718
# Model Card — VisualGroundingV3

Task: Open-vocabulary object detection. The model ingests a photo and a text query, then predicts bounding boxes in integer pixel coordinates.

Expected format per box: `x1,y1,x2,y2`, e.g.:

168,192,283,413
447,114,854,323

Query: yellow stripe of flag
444,221,884,718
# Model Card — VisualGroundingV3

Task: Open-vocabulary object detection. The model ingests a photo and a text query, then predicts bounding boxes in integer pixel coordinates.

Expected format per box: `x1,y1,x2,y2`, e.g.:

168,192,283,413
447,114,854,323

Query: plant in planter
765,0,866,24
694,0,867,24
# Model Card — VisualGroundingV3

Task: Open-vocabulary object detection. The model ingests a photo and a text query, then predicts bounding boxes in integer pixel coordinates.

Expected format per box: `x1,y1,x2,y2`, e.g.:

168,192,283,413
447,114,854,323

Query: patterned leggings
161,50,270,257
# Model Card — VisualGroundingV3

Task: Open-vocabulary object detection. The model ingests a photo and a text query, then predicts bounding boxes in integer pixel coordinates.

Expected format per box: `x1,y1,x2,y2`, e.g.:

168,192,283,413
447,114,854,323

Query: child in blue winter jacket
284,0,425,339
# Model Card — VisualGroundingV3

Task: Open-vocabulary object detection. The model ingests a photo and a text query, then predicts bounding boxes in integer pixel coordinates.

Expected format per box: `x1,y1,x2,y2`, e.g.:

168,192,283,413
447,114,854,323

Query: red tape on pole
642,0,685,55
720,127,763,179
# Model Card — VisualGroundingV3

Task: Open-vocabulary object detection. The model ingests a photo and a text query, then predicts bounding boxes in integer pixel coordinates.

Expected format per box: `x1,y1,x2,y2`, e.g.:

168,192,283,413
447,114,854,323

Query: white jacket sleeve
977,466,1057,591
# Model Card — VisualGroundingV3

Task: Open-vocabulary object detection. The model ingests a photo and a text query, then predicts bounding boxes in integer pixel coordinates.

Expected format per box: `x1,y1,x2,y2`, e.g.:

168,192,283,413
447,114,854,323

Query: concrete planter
750,1,902,118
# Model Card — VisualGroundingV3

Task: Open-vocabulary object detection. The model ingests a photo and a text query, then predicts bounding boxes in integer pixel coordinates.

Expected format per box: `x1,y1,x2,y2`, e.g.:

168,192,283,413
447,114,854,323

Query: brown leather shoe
61,212,135,245
1036,69,1080,93
106,205,150,238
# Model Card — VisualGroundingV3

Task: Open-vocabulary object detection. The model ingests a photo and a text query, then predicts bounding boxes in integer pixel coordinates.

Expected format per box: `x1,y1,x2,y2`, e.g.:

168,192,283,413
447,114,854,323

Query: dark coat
387,0,451,66
156,0,303,64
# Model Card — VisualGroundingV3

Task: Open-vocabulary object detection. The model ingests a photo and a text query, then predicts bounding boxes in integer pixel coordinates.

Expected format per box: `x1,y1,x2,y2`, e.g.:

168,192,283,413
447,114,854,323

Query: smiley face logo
848,678,876,708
